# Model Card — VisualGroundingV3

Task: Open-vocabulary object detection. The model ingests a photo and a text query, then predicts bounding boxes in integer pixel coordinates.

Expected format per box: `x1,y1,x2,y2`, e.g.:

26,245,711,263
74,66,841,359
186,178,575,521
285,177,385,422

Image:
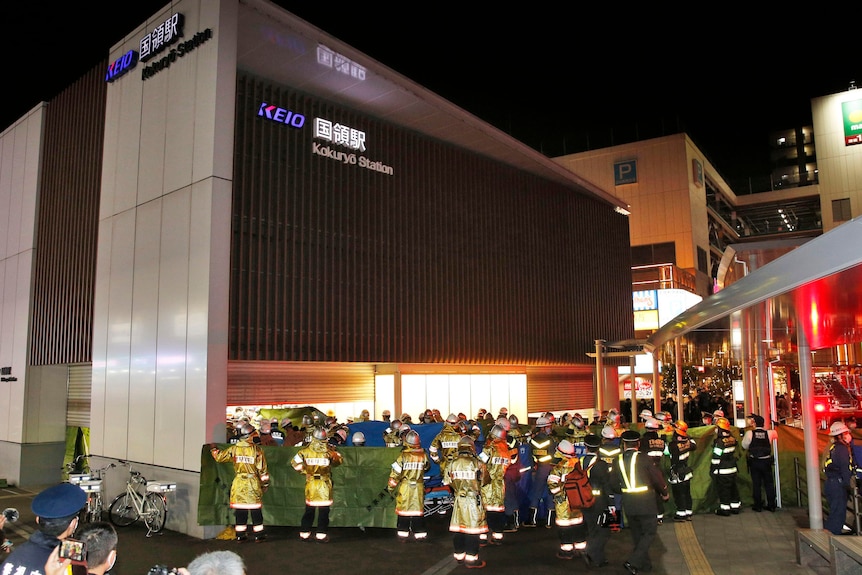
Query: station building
0,0,634,535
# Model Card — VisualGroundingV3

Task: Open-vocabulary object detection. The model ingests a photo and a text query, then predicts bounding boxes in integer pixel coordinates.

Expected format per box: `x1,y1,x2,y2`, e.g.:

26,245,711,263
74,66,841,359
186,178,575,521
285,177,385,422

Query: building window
697,247,708,275
832,198,852,222
631,242,676,266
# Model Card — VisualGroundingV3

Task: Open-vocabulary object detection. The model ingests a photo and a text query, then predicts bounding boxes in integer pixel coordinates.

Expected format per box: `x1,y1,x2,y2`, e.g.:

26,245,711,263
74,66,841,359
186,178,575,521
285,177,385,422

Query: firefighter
478,424,516,545
383,419,404,447
292,426,344,542
503,414,527,532
387,430,431,541
639,417,667,524
710,417,741,516
566,414,588,458
610,430,669,575
597,425,623,532
523,415,557,527
209,423,270,542
823,420,855,535
444,436,489,569
430,413,463,476
666,420,696,521
547,439,588,560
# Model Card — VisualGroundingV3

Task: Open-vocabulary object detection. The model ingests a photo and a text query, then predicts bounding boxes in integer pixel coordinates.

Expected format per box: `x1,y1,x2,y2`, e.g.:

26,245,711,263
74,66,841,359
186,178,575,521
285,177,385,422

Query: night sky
4,3,858,188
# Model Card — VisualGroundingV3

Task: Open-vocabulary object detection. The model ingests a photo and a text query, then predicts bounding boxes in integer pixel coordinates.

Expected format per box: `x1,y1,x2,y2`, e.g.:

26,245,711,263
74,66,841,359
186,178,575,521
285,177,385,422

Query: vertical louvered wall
30,62,106,366
230,73,633,365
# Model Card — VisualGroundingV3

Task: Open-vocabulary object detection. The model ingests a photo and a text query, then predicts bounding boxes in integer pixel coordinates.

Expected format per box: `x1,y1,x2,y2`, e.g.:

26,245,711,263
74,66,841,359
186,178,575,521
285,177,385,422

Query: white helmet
644,417,661,430
352,431,366,446
556,439,575,458
639,409,653,420
830,421,851,436
601,425,617,439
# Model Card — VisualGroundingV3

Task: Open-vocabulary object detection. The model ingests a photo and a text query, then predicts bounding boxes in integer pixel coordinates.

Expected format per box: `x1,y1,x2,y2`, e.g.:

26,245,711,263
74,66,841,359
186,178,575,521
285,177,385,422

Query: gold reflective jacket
211,439,270,509
388,446,431,516
292,438,344,505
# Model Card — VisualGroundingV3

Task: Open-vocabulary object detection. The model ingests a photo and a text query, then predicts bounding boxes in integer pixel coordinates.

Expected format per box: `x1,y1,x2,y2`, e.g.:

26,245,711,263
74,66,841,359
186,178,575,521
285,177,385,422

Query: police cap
31,483,87,519
620,430,641,443
584,434,601,448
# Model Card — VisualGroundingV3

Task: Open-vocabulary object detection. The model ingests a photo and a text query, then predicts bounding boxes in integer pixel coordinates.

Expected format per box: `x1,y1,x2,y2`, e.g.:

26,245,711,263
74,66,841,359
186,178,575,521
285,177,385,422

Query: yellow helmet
715,417,731,431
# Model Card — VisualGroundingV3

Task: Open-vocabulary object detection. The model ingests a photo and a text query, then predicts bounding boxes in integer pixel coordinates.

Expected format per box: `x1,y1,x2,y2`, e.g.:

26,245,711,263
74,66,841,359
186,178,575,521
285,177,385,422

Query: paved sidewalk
0,485,833,575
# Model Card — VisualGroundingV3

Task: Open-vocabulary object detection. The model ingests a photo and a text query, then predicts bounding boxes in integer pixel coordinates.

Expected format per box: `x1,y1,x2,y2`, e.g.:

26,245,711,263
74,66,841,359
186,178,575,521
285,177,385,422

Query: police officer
710,417,741,516
523,415,557,527
741,413,777,512
666,420,696,521
610,430,669,575
547,440,588,560
445,436,490,569
479,424,517,545
581,433,612,568
640,416,667,524
2,483,86,575
292,426,344,542
823,420,855,535
388,430,431,541
430,414,463,476
268,418,286,446
503,414,527,532
210,423,271,542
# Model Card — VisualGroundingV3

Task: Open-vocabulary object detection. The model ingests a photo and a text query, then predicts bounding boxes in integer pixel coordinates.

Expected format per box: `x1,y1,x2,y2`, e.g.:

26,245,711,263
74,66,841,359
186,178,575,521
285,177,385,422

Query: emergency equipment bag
564,460,595,509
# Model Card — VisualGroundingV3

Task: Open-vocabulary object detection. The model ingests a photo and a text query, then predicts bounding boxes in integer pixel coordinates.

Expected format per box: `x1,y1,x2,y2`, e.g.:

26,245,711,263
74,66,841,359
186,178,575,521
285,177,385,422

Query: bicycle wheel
108,493,137,527
143,493,167,533
86,493,103,522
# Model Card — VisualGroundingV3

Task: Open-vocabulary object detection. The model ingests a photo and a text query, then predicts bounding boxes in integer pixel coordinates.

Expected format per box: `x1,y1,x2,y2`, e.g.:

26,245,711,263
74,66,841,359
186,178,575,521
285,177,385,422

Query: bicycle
64,455,111,523
107,461,176,537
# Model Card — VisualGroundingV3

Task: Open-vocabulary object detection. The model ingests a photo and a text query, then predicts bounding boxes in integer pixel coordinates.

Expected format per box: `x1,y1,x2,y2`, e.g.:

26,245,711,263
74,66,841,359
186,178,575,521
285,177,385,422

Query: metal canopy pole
595,340,605,416
797,324,821,527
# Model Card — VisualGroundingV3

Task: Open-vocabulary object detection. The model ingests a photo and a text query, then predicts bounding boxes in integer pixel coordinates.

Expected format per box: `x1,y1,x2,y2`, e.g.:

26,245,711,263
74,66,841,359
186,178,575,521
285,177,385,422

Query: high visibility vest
618,451,648,493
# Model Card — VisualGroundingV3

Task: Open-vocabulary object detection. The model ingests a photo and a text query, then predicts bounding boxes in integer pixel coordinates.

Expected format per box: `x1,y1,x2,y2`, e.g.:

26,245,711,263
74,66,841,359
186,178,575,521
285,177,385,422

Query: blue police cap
31,483,87,519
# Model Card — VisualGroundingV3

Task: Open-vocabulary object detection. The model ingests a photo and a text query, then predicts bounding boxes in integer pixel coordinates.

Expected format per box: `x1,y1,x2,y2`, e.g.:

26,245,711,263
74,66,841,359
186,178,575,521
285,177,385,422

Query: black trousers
301,505,330,531
748,457,776,508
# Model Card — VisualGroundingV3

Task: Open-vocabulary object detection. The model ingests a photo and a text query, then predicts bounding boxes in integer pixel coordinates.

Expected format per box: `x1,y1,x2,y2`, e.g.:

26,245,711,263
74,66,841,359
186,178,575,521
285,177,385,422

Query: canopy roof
646,215,862,352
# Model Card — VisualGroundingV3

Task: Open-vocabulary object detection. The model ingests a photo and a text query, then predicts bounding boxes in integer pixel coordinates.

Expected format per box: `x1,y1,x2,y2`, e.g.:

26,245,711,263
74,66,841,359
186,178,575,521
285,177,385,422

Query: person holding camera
3,483,86,575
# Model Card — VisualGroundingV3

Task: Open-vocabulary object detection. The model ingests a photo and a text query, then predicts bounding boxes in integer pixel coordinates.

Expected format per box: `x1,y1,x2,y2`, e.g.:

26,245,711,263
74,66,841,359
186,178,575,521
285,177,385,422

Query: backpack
564,459,596,509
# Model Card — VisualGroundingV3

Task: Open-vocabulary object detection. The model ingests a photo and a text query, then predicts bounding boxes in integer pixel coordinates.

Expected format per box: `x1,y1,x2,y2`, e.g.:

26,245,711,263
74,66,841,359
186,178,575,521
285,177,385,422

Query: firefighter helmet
508,414,519,427
237,423,255,438
490,424,507,441
302,414,313,427
536,416,551,429
458,436,476,453
495,416,511,431
312,426,328,441
556,439,575,458
601,425,616,439
830,421,851,436
352,431,366,446
446,413,459,424
571,414,585,429
715,417,731,431
404,430,422,447
644,417,661,430
674,420,689,436
639,409,653,420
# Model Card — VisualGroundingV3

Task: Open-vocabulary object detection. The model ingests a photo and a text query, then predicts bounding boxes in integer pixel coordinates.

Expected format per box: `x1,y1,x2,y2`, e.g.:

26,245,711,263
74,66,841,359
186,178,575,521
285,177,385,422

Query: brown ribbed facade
230,73,634,367
30,61,106,366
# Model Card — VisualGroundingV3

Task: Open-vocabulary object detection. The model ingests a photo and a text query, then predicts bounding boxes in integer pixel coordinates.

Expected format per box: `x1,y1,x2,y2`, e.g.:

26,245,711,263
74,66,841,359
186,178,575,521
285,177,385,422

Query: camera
148,566,180,575
2,508,18,523
59,539,87,563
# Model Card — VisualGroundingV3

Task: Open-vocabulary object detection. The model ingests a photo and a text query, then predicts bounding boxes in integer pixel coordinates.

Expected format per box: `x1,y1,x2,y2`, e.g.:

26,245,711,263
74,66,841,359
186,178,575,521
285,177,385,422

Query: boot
545,509,554,529
522,507,538,527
